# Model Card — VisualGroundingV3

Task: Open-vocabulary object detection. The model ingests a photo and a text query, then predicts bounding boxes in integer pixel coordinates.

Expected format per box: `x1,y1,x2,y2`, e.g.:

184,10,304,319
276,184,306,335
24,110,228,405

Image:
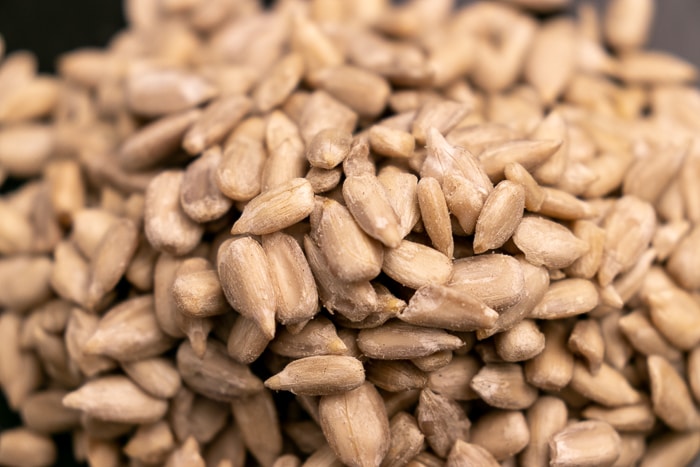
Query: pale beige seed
262,111,308,191
478,139,562,181
20,389,80,435
145,170,204,256
70,209,118,260
216,137,265,201
357,321,464,360
382,240,452,290
126,69,216,117
550,421,621,467
423,128,493,195
667,224,700,290
377,166,420,238
269,317,345,358
416,388,471,458
303,235,377,322
568,319,605,374
473,180,525,253
412,100,470,145
652,220,690,262
513,216,588,269
265,355,365,396
470,410,530,461
306,128,353,170
63,375,168,424
478,257,550,339
647,286,700,351
689,347,700,405
316,65,390,118
231,389,283,467
470,363,538,410
231,178,314,236
176,340,263,401
449,254,524,310
306,167,342,194
262,232,318,326
64,307,116,378
604,0,654,51
536,187,595,221
49,241,89,307
315,197,384,282
342,136,375,177
124,421,175,465
564,220,606,279
0,124,54,178
226,315,271,364
400,284,498,332
520,396,567,467
217,237,277,339
369,125,415,160
78,414,132,441
640,431,700,467
623,143,687,204
299,91,358,145
0,428,56,467
367,360,427,392
253,53,304,113
204,424,246,467
427,355,480,401
121,357,182,400
648,355,700,431
615,51,697,84
582,403,656,433
504,162,545,211
118,109,201,171
412,349,453,372
494,320,545,362
0,201,33,255
343,173,403,248
524,321,574,391
0,75,59,123
442,174,484,235
446,123,520,156
284,420,325,455
86,218,139,309
618,310,682,362
153,253,189,339
614,434,646,467
180,147,233,222
125,236,158,291
417,177,454,258
406,451,444,467
530,278,599,319
172,260,227,319
319,382,390,467
45,159,85,226
570,361,642,407
525,19,576,104
165,436,205,467
381,412,425,467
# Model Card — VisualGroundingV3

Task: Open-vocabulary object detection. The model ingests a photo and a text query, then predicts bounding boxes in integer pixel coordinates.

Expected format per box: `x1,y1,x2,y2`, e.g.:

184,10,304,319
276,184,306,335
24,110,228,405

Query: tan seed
265,355,365,396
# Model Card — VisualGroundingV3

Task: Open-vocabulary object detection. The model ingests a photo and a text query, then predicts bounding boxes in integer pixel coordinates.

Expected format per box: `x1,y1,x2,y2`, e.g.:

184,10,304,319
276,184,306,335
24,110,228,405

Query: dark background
0,0,698,466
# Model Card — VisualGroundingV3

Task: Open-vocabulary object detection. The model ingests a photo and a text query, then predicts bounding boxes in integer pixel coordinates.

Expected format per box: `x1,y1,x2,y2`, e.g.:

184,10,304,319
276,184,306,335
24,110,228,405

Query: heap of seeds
1,0,700,465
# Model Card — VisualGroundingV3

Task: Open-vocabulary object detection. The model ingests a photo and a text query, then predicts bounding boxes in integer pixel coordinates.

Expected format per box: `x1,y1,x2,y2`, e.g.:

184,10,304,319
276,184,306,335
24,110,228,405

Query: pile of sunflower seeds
1,0,700,465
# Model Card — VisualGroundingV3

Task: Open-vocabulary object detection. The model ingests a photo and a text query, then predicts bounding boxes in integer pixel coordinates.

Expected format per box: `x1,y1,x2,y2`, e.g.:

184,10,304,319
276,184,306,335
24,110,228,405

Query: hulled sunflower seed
549,421,621,467
265,355,365,396
416,388,471,458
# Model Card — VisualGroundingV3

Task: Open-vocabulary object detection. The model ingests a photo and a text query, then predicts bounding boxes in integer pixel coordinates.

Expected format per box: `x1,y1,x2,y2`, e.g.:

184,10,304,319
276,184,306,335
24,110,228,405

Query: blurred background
0,0,698,466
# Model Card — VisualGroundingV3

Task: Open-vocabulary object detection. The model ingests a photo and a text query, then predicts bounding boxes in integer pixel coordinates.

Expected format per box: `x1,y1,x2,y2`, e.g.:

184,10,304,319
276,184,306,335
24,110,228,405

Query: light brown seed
604,0,654,51
400,284,498,332
319,382,390,467
412,348,453,373
564,220,606,279
0,124,55,177
299,91,358,145
121,357,182,399
218,236,277,339
512,216,589,269
64,307,116,378
381,412,425,467
216,137,265,202
377,166,420,238
442,174,484,235
0,428,56,467
412,101,471,145
530,278,599,319
19,389,80,435
473,180,525,253
369,125,415,159
536,187,595,221
265,355,365,396
253,53,304,113
50,241,89,307
126,69,216,117
180,147,233,222
449,254,524,310
427,355,480,401
416,388,471,458
504,162,545,211
640,431,700,467
231,178,315,236
316,65,391,118
666,224,700,290
581,403,656,433
570,361,642,407
343,173,403,248
227,315,271,364
176,339,264,401
470,363,538,410
470,410,530,461
63,375,168,424
232,389,283,467
262,111,308,192
303,235,377,322
269,317,346,358
615,51,697,84
417,177,454,258
124,421,176,465
623,143,687,204
524,321,574,391
306,128,353,170
118,109,202,171
648,355,700,431
382,239,452,290
478,139,562,182
568,319,605,374
520,396,567,467
173,262,228,319
145,170,204,255
646,286,700,351
549,421,621,467
204,424,246,467
618,310,682,362
357,320,464,360
494,319,545,362
165,436,205,467
314,197,384,282
652,220,690,262
446,440,498,467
